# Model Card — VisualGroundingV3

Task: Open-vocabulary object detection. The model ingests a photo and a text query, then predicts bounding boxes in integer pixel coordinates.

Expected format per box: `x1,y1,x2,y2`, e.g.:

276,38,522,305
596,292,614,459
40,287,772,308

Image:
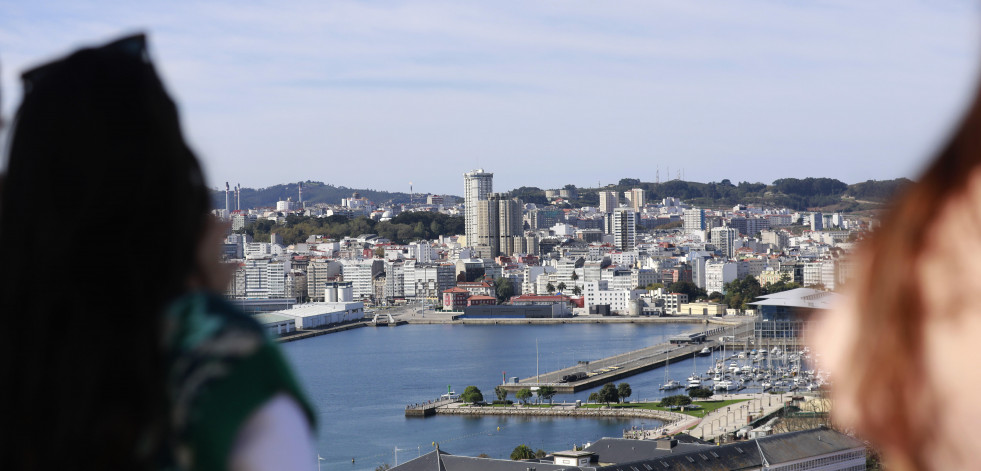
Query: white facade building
705,260,738,295
583,281,643,314
277,302,365,329
683,208,706,231
598,191,619,213
244,258,291,298
341,259,384,300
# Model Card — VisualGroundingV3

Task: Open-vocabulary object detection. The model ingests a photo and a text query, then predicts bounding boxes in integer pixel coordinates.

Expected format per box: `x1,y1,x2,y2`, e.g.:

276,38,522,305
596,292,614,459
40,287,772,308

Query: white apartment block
583,281,643,314
384,260,405,301
409,241,438,263
244,258,291,299
705,260,738,295
410,264,456,300
683,208,706,231
610,251,639,267
522,266,552,295
341,259,384,300
660,291,689,315
803,259,837,290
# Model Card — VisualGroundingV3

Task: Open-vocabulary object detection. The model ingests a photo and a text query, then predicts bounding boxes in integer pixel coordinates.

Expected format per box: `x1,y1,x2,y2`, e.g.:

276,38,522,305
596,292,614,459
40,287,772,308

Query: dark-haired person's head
0,34,212,469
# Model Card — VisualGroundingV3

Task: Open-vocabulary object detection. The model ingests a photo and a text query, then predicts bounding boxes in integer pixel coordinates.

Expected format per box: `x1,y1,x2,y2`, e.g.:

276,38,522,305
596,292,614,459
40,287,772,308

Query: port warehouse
457,304,570,319
254,301,365,336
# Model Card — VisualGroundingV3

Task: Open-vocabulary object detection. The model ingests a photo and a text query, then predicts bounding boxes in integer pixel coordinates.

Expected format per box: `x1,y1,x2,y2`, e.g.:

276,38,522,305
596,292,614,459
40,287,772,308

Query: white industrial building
277,301,365,330
254,312,297,337
274,281,365,329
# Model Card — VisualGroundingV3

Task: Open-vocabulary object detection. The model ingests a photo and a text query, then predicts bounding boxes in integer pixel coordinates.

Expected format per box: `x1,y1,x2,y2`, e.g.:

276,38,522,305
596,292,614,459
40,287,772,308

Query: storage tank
338,282,354,302
627,298,643,316
325,283,338,302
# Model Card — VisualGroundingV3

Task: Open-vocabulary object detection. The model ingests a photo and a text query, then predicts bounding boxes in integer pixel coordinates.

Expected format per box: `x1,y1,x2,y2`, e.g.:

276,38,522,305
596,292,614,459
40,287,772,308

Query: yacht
687,375,702,388
660,379,683,391
714,379,738,391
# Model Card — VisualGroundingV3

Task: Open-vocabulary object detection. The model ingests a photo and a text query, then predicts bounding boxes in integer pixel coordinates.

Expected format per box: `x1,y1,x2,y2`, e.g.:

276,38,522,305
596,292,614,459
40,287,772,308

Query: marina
498,322,754,393
281,320,827,470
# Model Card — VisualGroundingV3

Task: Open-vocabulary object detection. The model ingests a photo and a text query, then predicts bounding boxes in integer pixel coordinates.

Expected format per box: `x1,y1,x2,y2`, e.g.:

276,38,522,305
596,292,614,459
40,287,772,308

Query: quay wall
276,321,367,343
405,316,745,326
435,405,686,423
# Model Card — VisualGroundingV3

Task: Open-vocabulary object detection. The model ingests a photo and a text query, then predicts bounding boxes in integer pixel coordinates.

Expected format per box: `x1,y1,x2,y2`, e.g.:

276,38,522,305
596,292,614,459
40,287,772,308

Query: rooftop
748,287,839,310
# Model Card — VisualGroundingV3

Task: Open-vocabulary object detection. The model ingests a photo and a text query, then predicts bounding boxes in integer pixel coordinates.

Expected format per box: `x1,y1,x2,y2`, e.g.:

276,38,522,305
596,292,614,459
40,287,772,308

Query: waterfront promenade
427,391,791,442
654,392,790,441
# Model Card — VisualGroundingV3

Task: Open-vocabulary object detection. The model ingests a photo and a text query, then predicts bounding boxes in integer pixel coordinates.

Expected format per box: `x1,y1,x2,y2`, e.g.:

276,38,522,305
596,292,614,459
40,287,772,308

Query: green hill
213,177,911,213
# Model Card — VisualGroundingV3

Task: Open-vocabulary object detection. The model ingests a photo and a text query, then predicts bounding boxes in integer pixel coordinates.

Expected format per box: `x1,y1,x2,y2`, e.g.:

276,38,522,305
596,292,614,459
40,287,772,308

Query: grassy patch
579,399,749,417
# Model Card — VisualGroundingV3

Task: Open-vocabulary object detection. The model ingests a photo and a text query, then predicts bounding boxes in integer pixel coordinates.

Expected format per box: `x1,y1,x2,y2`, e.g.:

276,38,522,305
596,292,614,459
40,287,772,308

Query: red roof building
442,287,470,311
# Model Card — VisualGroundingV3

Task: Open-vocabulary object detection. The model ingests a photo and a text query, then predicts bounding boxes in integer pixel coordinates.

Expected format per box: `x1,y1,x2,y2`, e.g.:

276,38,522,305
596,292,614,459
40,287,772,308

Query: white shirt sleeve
228,393,317,471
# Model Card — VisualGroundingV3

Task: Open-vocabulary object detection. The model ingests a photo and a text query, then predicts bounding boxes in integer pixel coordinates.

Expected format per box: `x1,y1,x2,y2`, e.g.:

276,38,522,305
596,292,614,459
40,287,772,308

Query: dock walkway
499,322,754,393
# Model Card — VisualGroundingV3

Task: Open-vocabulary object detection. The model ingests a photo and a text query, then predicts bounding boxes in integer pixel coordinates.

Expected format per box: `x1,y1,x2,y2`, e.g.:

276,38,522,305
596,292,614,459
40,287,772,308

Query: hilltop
211,177,911,212
210,181,424,210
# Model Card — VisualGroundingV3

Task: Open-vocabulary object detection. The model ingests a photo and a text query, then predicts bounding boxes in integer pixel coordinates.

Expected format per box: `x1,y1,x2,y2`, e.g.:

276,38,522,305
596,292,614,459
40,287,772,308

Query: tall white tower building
464,169,493,245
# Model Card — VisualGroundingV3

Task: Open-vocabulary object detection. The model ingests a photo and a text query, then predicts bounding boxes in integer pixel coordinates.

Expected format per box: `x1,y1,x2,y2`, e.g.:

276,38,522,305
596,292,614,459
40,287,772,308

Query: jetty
405,396,461,417
499,321,755,393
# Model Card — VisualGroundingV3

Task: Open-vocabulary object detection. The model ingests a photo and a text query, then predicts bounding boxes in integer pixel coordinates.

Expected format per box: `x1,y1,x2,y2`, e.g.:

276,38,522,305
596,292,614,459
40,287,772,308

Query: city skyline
1,1,978,195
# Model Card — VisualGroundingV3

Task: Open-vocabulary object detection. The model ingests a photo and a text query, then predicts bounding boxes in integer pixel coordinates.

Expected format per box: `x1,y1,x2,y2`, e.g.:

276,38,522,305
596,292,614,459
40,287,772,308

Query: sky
1,0,979,196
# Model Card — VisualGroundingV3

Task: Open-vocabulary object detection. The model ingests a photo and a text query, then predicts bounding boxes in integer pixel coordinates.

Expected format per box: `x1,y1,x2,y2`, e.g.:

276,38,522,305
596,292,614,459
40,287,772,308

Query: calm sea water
281,323,722,470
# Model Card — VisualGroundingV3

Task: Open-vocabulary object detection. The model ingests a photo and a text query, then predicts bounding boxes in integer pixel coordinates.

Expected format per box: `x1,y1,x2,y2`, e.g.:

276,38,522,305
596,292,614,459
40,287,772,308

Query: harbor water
282,322,768,470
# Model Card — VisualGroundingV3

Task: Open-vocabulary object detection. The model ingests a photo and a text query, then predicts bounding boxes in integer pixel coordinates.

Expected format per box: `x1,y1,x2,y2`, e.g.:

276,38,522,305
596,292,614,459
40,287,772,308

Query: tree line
236,212,465,245
499,177,909,211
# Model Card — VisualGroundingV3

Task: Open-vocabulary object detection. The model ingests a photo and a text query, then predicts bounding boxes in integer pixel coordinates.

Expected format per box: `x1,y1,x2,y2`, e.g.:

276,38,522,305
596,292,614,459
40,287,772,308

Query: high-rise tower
464,169,493,245
607,208,636,251
476,192,523,258
710,226,738,259
598,190,619,213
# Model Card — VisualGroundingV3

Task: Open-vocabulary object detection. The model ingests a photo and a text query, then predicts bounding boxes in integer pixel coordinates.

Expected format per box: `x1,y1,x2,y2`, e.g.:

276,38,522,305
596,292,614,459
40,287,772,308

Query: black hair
0,34,210,469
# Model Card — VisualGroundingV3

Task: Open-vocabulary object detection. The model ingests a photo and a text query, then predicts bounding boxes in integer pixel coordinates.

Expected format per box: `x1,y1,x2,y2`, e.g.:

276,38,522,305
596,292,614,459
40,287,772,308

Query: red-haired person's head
812,75,981,470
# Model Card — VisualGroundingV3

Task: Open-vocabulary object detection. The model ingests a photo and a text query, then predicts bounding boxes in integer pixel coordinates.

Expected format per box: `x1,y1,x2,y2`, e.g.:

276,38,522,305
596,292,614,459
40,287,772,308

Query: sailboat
686,355,702,389
659,351,682,391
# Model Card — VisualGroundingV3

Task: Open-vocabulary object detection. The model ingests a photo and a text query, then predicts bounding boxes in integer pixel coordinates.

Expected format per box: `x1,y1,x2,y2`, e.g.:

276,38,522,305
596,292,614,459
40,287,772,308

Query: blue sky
1,0,979,196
